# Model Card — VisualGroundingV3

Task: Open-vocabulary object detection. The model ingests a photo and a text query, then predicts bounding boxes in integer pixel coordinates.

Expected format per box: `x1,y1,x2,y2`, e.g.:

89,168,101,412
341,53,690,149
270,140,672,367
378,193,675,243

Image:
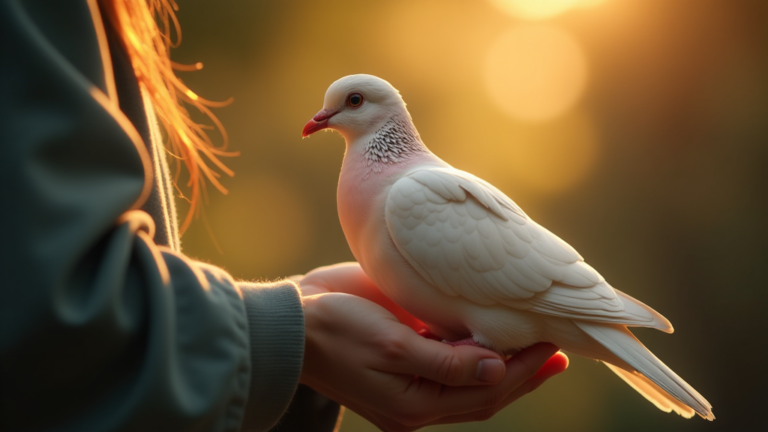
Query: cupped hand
298,263,568,431
295,262,427,332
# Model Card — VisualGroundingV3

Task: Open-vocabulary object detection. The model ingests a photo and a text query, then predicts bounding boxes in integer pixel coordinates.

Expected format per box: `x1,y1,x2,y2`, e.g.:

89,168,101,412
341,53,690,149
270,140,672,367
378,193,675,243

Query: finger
301,263,425,330
373,343,560,427
325,266,424,330
423,351,569,426
301,262,369,295
404,343,562,420
381,329,506,386
435,343,561,406
358,351,567,431
286,274,304,283
497,350,569,401
531,350,569,383
298,282,331,296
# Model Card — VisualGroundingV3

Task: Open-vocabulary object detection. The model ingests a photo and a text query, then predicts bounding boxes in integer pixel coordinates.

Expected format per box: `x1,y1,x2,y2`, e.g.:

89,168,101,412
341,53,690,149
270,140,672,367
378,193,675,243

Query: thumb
392,331,508,386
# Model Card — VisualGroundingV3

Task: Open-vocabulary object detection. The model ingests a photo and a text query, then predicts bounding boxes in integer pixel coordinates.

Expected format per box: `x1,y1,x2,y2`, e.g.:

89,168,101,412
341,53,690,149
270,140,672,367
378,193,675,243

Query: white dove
302,74,714,420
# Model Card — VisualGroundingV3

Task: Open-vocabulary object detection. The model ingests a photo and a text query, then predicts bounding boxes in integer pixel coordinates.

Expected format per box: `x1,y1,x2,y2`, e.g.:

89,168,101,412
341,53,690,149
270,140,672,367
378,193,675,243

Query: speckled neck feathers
362,115,425,179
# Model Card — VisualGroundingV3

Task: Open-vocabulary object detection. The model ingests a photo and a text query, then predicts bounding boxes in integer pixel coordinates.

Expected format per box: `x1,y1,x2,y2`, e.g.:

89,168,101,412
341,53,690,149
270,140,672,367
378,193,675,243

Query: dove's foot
416,329,481,348
444,337,481,348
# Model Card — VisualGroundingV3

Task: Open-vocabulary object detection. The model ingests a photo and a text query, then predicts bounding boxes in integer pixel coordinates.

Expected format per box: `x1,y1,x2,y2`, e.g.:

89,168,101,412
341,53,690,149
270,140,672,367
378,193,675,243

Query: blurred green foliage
174,0,767,430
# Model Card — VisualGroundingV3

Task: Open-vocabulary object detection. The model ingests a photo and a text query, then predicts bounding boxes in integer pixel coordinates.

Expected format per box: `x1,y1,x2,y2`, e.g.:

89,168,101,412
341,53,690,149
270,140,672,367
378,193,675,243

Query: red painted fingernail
534,352,569,380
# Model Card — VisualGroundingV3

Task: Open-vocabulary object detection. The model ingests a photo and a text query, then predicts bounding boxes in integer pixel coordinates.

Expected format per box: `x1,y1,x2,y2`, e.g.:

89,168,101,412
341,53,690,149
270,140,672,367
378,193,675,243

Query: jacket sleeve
0,1,303,431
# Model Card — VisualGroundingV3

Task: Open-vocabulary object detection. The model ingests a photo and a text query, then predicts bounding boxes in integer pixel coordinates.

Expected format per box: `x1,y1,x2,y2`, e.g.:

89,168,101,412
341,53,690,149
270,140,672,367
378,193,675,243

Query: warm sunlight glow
577,0,611,9
493,110,600,193
489,0,581,20
211,175,312,276
484,25,588,122
488,0,610,20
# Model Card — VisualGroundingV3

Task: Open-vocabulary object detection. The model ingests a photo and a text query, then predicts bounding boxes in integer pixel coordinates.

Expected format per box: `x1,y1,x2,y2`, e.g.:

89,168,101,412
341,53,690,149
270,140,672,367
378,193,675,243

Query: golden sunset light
484,25,589,122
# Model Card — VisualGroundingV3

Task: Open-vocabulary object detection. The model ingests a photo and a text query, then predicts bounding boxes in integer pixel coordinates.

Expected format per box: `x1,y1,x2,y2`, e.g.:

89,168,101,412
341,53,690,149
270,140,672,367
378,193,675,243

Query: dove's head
302,74,411,143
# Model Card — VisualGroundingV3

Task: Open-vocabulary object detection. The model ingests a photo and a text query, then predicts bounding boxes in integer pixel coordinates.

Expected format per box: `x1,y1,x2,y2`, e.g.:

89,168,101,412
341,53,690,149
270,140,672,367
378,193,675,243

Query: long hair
100,0,236,234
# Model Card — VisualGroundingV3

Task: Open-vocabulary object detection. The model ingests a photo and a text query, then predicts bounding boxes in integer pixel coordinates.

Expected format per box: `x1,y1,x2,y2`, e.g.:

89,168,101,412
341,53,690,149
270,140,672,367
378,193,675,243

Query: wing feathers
528,220,583,263
559,261,602,287
385,167,671,328
615,290,674,333
382,166,708,419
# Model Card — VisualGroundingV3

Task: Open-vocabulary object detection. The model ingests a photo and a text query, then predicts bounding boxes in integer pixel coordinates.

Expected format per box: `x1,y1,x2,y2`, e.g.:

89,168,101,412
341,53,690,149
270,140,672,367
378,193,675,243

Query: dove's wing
385,167,672,331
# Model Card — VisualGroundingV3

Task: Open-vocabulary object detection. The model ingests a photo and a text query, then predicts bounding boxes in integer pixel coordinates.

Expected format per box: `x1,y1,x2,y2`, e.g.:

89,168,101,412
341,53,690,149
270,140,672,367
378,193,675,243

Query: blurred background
172,0,767,430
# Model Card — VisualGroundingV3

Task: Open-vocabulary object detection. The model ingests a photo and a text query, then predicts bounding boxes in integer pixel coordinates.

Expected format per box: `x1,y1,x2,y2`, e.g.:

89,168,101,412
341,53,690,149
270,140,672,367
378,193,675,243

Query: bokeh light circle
484,25,589,122
488,0,582,20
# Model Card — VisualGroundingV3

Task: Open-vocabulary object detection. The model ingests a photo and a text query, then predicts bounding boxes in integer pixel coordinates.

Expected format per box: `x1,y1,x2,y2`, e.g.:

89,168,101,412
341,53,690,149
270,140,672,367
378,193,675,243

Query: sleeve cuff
238,280,305,432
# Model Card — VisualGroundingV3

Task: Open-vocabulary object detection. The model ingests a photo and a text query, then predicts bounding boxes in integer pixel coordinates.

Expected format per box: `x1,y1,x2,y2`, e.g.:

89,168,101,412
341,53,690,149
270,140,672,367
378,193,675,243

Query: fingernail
534,352,569,380
476,358,505,383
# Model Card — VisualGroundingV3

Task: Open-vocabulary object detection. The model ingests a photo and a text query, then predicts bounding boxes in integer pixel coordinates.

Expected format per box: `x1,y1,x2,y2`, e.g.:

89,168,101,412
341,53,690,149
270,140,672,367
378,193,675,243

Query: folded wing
385,167,672,331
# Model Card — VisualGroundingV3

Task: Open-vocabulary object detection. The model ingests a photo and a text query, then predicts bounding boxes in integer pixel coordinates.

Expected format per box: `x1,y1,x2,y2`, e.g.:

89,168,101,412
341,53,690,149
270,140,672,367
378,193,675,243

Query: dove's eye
347,93,364,108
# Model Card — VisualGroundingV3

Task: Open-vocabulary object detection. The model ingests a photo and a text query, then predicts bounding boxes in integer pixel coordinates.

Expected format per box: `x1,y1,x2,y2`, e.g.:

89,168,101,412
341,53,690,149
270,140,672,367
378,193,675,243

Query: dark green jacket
0,1,338,431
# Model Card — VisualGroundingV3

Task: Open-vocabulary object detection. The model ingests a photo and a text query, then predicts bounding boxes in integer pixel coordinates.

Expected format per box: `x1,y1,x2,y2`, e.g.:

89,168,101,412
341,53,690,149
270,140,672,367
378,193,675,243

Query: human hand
296,261,426,332
300,285,568,431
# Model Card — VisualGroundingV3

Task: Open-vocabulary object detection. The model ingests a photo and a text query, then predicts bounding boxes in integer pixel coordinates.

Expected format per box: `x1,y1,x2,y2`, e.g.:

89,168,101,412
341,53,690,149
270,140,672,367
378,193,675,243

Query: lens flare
484,25,588,122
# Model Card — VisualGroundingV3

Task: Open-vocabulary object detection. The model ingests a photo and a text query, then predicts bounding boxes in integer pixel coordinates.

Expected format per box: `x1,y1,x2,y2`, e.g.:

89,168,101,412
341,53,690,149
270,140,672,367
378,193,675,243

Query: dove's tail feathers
605,363,696,418
575,322,714,421
614,289,674,334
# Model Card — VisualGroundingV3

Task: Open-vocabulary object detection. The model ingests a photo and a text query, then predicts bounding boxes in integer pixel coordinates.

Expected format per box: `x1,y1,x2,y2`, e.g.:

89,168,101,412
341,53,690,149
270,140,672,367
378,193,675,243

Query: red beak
302,109,338,138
